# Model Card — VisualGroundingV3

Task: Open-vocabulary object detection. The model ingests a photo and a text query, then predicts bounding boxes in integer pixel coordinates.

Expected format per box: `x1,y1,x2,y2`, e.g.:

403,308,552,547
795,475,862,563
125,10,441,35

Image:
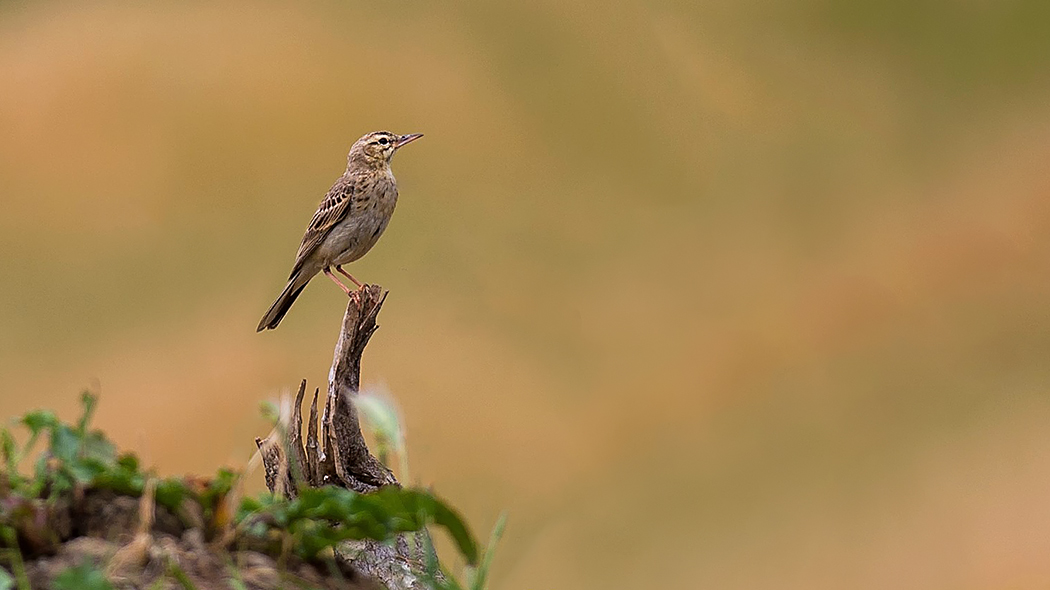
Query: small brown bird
257,130,422,331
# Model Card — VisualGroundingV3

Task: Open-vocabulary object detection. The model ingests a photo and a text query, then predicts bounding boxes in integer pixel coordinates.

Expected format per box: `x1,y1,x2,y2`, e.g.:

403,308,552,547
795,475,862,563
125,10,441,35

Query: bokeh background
3,1,1050,587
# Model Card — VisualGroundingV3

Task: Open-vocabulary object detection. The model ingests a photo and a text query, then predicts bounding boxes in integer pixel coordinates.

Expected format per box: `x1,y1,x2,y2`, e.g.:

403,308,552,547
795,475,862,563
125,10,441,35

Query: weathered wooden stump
255,285,430,590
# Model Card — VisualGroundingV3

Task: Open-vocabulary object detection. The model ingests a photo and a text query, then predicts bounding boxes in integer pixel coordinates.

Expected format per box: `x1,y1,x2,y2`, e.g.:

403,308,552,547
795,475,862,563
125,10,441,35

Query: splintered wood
254,285,428,590
255,285,395,496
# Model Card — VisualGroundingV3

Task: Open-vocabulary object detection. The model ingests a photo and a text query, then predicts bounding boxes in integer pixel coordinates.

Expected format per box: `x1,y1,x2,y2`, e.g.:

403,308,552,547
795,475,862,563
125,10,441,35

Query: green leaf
92,467,145,497
236,496,265,517
21,410,58,435
66,458,108,484
16,410,57,467
76,392,99,436
427,496,480,565
468,512,507,590
49,425,80,464
259,401,279,424
28,454,49,495
238,485,481,565
375,487,480,565
80,432,116,469
1,430,17,474
155,479,190,512
0,567,13,590
115,453,140,472
199,468,238,516
207,468,237,496
48,472,75,497
52,562,114,590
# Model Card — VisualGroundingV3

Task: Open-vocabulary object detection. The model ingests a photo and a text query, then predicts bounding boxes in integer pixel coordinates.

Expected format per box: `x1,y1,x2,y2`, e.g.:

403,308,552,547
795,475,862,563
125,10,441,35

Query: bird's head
348,130,423,169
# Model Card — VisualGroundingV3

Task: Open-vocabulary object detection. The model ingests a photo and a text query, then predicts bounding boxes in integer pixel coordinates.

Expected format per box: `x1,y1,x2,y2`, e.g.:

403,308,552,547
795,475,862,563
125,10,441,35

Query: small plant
0,392,494,588
355,388,507,590
236,484,478,563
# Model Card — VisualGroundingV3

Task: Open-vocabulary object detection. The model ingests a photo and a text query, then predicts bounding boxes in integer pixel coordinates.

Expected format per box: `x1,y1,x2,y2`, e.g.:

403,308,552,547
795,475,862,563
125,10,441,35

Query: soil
10,490,380,590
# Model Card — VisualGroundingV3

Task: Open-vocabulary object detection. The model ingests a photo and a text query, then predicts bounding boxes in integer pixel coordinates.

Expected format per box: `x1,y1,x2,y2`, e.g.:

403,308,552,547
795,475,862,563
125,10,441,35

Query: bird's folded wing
290,176,357,277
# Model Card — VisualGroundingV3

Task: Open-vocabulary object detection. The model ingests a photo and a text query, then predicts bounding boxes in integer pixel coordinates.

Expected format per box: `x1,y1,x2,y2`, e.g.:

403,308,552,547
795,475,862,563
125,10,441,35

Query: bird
257,130,422,331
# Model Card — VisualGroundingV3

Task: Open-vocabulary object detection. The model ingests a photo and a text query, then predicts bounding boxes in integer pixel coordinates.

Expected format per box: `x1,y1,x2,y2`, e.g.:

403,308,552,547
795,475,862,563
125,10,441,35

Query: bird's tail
257,272,310,331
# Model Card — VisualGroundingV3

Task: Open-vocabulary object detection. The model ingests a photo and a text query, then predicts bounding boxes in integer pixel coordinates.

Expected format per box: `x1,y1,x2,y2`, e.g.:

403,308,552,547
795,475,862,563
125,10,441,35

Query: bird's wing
289,175,356,278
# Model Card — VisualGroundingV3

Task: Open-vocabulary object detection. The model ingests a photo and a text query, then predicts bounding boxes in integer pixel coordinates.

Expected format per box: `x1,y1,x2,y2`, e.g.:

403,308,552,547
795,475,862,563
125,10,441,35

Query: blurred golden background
3,1,1050,587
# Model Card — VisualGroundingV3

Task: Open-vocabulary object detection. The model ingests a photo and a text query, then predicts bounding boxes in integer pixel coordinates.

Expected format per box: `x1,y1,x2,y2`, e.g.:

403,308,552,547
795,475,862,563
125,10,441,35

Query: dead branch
255,285,427,590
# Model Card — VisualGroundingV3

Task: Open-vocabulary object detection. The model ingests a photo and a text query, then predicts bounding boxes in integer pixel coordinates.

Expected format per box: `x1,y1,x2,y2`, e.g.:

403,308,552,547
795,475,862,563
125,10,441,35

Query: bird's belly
321,212,391,266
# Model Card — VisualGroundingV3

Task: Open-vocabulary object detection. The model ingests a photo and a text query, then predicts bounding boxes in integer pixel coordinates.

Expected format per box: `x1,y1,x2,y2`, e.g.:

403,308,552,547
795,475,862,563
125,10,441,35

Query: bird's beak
395,133,423,149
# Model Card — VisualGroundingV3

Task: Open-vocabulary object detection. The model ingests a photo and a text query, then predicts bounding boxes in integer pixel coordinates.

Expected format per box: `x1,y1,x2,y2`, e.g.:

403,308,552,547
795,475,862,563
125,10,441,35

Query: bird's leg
335,265,363,289
323,267,355,296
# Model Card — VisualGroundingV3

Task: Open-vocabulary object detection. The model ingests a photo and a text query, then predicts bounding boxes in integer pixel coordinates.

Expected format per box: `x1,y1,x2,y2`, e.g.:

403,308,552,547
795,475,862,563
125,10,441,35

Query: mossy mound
0,394,480,590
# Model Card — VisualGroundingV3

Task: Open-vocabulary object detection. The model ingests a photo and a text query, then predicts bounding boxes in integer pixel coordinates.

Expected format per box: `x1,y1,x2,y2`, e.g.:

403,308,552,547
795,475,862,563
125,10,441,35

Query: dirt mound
13,489,376,590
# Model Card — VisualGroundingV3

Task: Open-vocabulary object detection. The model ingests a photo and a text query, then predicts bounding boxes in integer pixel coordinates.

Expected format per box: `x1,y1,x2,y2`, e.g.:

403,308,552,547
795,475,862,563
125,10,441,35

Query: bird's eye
378,137,389,145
